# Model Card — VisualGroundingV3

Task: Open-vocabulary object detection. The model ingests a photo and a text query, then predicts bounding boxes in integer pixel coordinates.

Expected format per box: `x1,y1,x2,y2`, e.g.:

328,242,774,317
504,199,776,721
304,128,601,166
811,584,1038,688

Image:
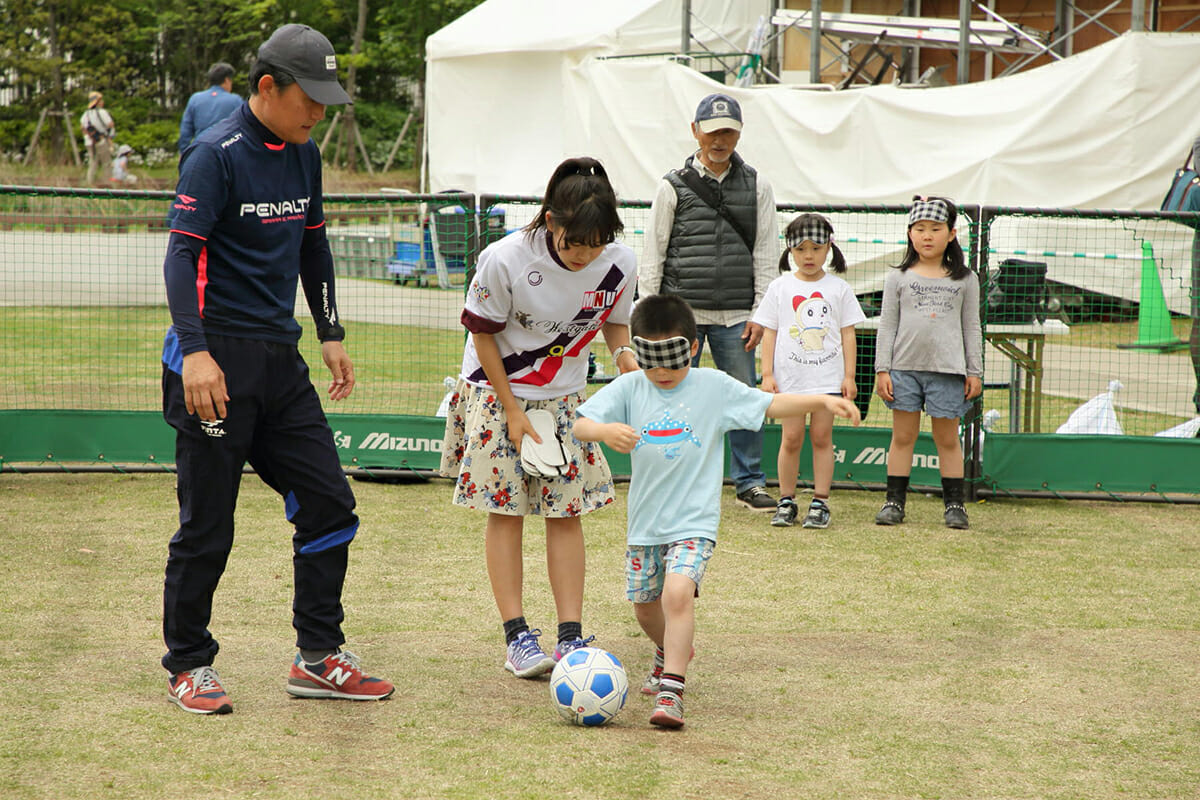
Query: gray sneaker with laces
642,663,663,695
771,498,799,527
650,691,685,728
504,629,555,678
553,634,595,661
802,499,831,529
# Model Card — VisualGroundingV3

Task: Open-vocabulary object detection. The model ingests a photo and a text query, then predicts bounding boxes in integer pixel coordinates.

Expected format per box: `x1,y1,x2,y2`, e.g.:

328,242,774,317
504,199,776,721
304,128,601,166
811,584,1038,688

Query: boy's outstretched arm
574,415,640,454
766,393,862,426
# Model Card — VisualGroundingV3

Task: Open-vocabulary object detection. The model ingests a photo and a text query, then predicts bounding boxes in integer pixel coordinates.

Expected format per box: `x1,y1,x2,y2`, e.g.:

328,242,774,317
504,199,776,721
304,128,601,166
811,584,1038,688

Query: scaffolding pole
958,0,971,84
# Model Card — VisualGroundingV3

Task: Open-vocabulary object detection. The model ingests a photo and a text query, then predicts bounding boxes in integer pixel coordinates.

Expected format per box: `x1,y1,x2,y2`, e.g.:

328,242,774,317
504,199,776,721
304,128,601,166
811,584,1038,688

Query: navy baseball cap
257,24,352,105
694,93,742,133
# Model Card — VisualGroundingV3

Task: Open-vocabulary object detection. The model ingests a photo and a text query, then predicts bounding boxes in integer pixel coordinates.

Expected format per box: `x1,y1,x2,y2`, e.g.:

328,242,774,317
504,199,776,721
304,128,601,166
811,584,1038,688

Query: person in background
111,144,138,185
755,214,865,529
80,91,115,186
873,196,983,529
639,92,780,513
178,62,243,153
159,23,392,715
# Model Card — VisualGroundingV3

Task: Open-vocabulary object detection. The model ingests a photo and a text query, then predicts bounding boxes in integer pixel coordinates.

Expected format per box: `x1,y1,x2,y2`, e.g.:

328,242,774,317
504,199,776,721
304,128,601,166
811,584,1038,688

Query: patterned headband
785,216,833,247
632,335,693,370
909,198,952,226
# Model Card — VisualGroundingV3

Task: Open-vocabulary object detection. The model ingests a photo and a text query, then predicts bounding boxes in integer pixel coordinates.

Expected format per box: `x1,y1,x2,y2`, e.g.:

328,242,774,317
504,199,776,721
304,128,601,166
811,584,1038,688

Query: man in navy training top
178,62,244,153
160,23,393,715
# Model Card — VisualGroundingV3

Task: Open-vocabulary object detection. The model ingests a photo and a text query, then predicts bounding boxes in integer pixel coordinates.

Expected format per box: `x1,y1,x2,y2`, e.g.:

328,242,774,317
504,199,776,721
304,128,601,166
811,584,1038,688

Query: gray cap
257,24,352,105
694,93,742,133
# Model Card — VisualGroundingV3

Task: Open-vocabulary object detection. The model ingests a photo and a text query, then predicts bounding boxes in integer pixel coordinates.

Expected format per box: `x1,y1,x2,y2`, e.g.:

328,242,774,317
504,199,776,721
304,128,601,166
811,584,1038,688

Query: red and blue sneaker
286,649,395,700
168,665,233,715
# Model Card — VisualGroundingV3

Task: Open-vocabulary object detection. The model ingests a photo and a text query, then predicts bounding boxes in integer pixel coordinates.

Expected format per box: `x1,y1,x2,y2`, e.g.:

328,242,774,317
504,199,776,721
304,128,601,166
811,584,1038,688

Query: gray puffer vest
661,153,757,311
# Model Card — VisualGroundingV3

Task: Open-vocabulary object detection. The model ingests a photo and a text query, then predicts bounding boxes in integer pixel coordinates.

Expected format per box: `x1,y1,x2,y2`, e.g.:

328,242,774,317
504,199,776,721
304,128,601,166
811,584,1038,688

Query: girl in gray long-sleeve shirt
873,196,983,530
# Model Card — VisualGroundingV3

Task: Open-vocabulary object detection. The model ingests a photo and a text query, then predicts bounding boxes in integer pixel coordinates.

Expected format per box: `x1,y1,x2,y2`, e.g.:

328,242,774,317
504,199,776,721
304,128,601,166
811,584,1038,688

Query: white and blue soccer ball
549,647,628,726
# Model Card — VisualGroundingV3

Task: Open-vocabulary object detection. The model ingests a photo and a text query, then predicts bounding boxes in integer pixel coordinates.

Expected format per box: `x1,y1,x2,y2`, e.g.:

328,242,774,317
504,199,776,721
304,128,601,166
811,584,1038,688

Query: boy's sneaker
504,629,556,678
553,634,595,661
167,665,233,715
944,503,970,529
650,691,685,729
641,662,664,695
770,498,799,527
286,649,394,700
875,500,905,525
736,486,776,512
802,499,831,529
641,647,694,695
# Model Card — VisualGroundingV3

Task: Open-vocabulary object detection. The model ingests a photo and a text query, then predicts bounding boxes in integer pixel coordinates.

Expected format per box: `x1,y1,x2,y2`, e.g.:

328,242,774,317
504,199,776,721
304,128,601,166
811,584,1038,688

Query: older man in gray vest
639,93,779,511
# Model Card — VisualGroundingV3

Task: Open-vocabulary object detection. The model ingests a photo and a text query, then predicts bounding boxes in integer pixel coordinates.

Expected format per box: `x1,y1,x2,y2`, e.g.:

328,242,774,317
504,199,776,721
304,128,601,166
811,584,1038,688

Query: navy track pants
161,334,357,674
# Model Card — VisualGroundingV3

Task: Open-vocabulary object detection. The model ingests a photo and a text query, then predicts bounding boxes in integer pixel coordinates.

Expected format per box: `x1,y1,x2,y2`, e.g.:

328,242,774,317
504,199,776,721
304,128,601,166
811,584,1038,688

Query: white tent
426,4,1200,210
425,0,764,197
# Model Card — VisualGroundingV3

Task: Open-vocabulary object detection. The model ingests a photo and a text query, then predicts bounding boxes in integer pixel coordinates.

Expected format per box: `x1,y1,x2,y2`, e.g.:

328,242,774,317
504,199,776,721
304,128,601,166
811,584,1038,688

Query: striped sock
660,673,685,696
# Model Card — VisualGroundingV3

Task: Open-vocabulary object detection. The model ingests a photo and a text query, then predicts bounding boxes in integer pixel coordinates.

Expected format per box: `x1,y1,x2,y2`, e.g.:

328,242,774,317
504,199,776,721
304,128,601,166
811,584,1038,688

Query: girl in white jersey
440,157,638,678
753,214,864,529
874,196,983,530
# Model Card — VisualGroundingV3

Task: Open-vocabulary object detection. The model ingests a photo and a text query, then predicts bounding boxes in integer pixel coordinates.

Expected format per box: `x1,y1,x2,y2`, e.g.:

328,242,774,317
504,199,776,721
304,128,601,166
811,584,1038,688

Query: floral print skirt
439,379,614,518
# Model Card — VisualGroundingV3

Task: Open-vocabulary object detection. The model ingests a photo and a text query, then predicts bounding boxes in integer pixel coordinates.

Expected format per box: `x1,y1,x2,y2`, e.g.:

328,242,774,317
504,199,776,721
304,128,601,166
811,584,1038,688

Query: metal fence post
964,205,992,500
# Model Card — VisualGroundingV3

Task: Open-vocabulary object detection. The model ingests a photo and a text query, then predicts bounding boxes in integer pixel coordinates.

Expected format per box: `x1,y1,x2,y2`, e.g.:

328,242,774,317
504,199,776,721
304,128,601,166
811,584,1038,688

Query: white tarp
425,0,762,195
427,13,1200,313
566,34,1200,210
428,12,1200,210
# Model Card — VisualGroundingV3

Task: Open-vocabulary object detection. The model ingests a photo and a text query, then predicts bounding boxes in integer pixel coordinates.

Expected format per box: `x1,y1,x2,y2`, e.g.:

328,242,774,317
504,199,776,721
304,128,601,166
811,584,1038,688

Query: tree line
0,0,484,169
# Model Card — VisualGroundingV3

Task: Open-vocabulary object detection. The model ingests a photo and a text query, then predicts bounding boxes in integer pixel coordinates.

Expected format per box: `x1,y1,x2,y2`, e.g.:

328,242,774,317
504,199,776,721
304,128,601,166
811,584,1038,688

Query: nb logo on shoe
326,667,352,687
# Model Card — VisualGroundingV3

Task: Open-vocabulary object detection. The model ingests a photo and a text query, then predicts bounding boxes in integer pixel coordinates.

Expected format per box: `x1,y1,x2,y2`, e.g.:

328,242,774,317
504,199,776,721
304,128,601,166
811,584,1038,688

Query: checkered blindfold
908,198,952,226
785,216,833,247
632,336,693,370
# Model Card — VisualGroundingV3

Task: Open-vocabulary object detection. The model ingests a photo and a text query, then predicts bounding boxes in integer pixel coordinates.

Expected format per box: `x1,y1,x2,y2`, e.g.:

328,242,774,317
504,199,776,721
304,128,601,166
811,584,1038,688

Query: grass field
1,473,1197,799
3,306,464,416
4,304,1193,435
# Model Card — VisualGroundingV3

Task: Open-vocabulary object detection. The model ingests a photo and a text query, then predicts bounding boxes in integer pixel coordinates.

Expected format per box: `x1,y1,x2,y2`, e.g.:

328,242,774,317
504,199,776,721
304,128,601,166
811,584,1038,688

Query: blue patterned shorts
626,538,716,603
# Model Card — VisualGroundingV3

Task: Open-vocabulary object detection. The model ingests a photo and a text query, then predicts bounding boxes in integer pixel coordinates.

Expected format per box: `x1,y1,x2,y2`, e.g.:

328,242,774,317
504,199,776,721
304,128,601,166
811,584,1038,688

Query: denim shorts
625,538,715,603
884,370,971,419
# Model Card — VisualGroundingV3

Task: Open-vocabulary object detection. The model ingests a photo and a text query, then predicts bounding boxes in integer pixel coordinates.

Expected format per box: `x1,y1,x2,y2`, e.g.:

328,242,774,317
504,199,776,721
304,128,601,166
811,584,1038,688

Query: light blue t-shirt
577,368,772,546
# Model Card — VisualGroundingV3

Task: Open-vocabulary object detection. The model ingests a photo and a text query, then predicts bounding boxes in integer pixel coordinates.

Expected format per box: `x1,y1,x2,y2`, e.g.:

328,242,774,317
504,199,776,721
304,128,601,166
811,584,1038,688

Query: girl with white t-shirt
439,157,639,679
753,214,865,529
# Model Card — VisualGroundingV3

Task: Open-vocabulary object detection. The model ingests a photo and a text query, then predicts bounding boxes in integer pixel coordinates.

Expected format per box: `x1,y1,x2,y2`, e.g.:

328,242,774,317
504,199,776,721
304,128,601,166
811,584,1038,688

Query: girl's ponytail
523,157,623,246
777,249,792,274
828,242,847,274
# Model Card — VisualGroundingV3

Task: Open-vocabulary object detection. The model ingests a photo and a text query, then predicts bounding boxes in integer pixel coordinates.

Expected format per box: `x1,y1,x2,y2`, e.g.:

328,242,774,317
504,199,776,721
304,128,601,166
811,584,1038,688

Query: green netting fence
1,187,1196,498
